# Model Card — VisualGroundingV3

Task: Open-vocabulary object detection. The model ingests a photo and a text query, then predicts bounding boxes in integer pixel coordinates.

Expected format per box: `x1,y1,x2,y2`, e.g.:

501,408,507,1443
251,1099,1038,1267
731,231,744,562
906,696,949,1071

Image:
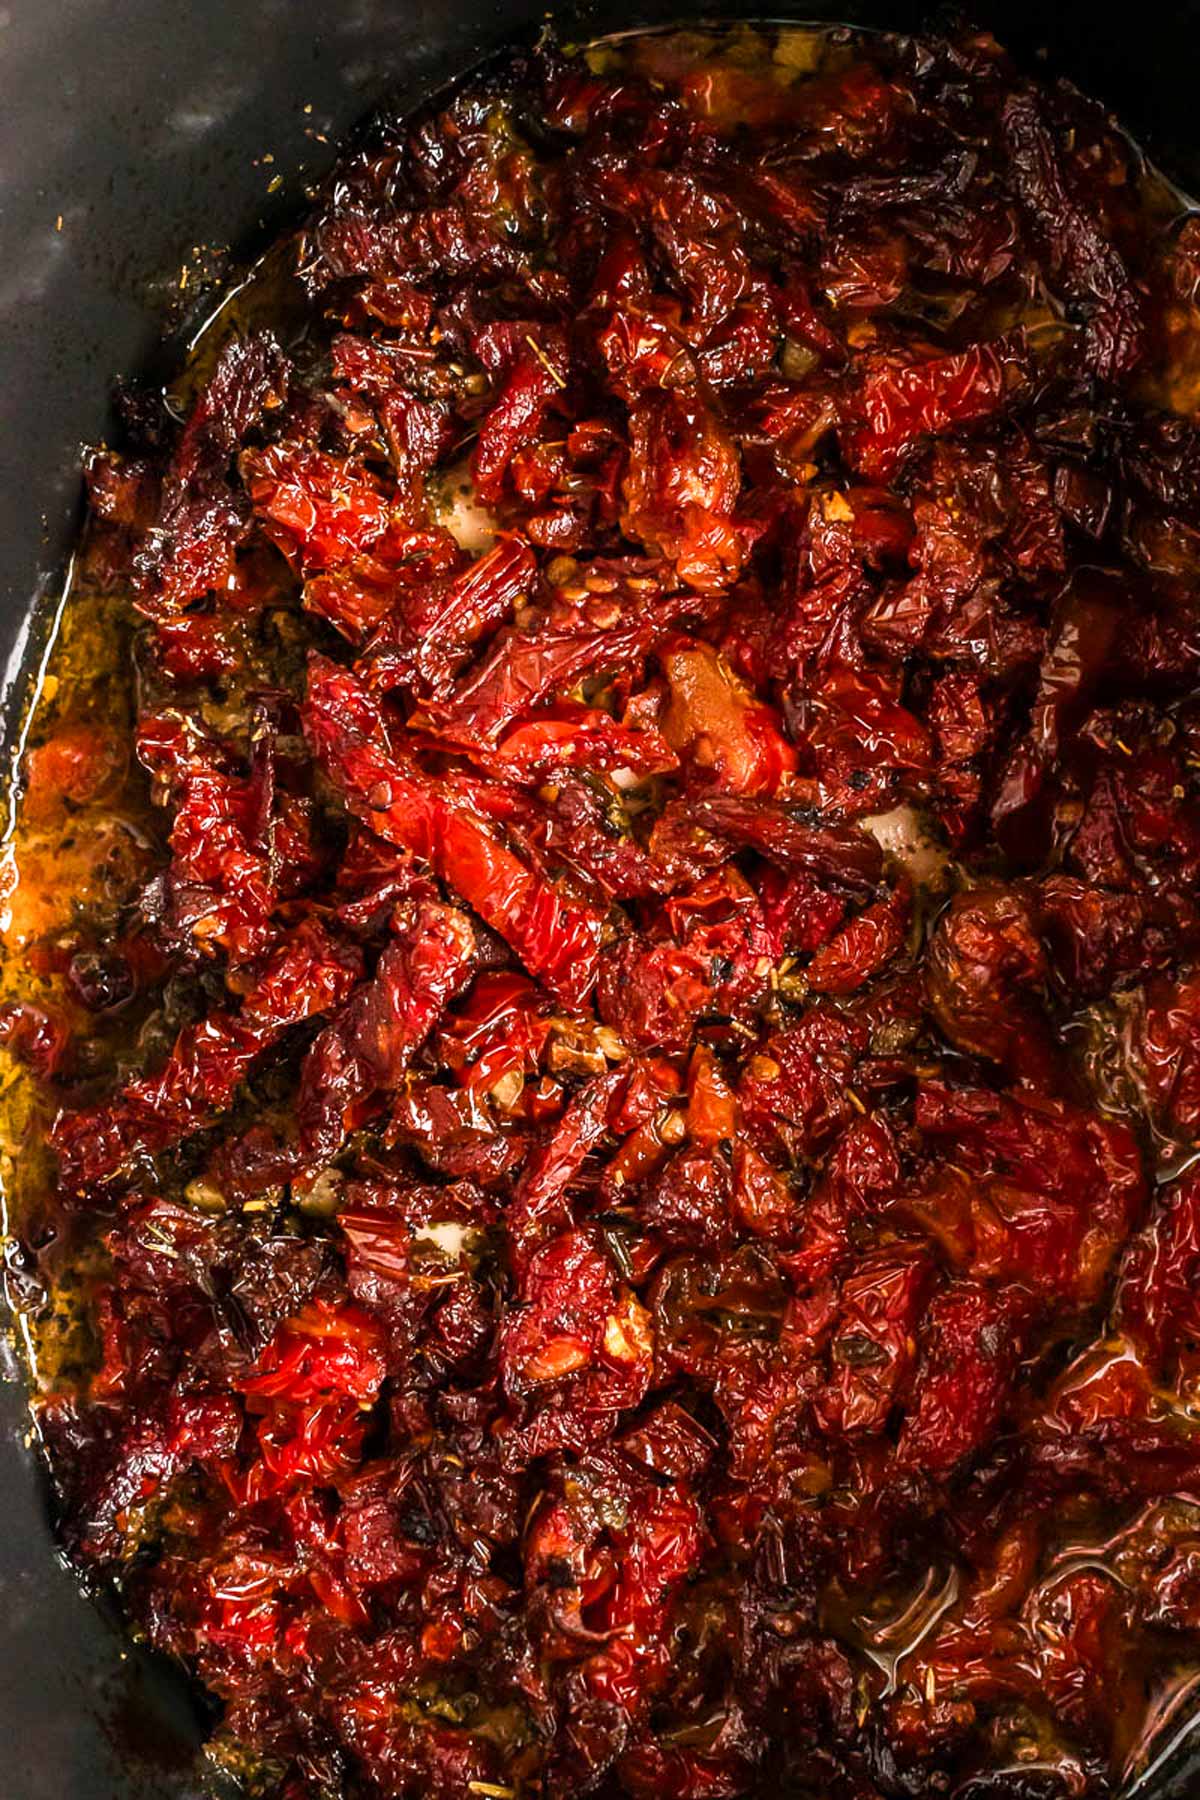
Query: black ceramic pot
2,3,1200,1794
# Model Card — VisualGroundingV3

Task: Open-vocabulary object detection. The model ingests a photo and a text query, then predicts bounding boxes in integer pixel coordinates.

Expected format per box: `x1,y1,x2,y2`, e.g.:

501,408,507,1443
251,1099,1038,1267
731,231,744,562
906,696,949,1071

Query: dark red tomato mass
14,20,1200,1800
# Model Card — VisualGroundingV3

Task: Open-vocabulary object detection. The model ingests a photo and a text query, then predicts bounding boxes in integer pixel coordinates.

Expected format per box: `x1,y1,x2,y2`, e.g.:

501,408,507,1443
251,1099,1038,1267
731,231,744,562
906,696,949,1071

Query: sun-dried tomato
19,22,1200,1800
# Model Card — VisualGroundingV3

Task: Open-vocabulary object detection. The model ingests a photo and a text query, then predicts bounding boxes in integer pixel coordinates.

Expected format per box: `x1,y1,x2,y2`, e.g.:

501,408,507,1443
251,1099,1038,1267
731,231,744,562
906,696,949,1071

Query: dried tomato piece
739,1010,868,1164
306,656,604,1006
1002,88,1144,379
925,884,1057,1085
1115,1172,1200,1378
622,392,743,591
813,1243,932,1436
911,1084,1146,1305
804,874,911,995
0,1002,72,1079
133,332,288,612
52,917,364,1191
473,341,567,504
295,900,477,1166
843,338,1025,481
1122,967,1200,1143
896,1280,1031,1475
244,443,393,569
659,639,795,794
22,723,126,819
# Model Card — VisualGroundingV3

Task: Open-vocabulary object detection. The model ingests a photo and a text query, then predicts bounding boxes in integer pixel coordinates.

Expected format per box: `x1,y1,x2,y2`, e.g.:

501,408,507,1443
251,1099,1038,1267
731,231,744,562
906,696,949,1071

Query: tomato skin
30,22,1200,1800
22,724,125,819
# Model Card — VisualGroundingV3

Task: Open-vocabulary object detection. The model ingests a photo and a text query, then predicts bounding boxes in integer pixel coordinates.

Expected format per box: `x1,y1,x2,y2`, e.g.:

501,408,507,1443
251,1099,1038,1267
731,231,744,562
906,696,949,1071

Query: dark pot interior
2,2,1199,1794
